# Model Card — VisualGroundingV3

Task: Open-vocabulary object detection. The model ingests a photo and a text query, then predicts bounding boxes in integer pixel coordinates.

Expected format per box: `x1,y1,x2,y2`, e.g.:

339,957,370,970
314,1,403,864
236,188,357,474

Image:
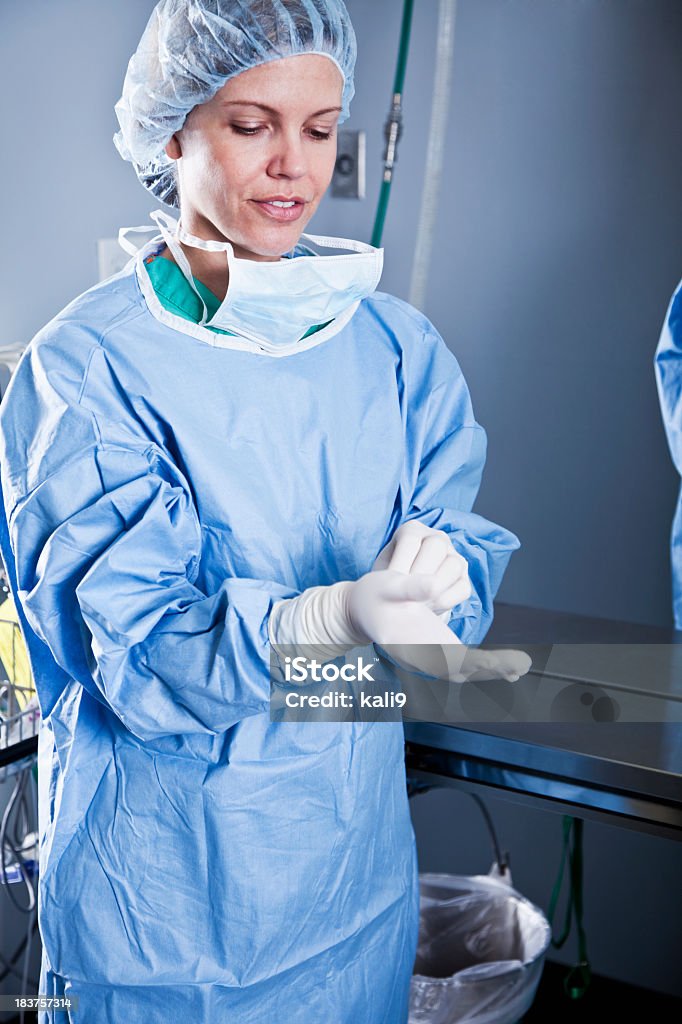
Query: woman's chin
232,231,305,262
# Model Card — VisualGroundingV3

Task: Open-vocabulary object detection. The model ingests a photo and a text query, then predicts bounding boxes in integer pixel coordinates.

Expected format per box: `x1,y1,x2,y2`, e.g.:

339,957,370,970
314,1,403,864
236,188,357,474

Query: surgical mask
144,210,384,353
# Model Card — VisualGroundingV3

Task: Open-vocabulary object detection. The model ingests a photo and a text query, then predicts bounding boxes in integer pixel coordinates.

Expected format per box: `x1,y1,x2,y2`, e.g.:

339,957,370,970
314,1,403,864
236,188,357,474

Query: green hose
392,0,415,96
548,816,592,1000
371,0,416,248
371,181,392,251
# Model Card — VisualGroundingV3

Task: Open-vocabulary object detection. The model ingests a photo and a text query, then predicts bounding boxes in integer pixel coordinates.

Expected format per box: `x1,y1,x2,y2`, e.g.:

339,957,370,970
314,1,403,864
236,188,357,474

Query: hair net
114,0,356,208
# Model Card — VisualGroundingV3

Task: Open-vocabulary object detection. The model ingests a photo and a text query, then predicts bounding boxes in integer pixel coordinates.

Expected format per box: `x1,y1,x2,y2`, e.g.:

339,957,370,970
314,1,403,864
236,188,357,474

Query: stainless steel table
404,604,682,841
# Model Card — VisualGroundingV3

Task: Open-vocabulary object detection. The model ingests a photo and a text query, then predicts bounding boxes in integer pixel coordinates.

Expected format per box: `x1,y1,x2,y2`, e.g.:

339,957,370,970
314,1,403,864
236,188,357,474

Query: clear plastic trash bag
409,871,551,1024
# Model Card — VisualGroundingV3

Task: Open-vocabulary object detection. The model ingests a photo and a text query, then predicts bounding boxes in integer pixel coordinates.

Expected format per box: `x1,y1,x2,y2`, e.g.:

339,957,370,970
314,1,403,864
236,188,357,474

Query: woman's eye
230,124,334,140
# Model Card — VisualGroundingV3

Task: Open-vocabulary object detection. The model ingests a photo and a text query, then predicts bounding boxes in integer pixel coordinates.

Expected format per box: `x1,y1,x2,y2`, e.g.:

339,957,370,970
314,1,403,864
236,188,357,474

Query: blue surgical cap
114,0,356,208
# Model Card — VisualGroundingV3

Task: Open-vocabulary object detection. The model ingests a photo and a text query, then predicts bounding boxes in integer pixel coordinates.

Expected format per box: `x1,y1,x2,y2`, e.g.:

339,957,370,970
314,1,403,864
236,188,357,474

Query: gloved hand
373,521,471,618
364,528,531,682
269,569,457,661
270,568,531,684
384,641,532,684
344,568,464,646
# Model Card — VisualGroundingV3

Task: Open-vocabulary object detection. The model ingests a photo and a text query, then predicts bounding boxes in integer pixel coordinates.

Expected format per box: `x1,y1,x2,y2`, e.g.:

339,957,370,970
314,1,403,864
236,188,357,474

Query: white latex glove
373,521,471,618
370,524,530,680
345,569,467,647
269,570,453,661
270,569,531,684
384,642,533,684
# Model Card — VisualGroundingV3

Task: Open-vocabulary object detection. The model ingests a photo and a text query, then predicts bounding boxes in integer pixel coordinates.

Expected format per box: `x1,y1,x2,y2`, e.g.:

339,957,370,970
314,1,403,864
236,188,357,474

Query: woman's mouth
252,198,307,223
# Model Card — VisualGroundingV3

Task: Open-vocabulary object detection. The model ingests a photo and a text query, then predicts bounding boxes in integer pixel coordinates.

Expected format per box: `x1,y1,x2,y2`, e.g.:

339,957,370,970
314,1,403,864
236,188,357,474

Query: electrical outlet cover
332,130,365,199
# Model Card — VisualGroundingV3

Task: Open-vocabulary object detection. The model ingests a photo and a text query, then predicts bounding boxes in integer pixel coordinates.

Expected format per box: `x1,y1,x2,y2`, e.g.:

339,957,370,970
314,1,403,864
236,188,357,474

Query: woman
0,1,522,1021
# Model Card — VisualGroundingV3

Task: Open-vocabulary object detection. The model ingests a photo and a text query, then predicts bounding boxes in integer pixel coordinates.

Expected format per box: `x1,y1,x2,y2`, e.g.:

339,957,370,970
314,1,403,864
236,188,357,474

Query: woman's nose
267,130,307,179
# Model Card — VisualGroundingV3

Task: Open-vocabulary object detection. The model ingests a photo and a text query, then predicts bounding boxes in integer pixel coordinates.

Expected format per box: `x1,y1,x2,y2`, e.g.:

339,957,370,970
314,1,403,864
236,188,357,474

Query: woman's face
165,54,343,262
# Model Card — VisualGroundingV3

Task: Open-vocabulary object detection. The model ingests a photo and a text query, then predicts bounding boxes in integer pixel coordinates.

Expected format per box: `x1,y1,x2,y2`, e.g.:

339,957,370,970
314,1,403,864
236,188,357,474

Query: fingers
376,563,472,618
429,552,471,609
372,522,430,572
457,649,532,683
494,649,532,682
384,527,469,610
483,650,532,681
435,576,472,613
385,522,429,574
409,533,454,576
406,551,471,615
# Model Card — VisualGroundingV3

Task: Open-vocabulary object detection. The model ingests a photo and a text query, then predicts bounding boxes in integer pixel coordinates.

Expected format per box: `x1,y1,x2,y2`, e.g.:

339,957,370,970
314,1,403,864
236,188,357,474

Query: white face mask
146,210,384,353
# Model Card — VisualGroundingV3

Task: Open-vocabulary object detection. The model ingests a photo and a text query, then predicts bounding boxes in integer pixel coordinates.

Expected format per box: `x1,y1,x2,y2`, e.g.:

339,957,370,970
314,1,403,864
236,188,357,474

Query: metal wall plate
331,130,366,199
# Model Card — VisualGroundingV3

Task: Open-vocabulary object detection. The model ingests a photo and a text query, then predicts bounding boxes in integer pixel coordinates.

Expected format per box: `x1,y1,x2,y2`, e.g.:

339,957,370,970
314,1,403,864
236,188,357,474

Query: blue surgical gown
0,241,519,1023
656,278,682,628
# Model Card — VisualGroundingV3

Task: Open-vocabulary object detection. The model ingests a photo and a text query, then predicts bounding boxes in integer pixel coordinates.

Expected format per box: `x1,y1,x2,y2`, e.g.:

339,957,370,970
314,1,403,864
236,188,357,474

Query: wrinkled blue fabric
655,277,682,628
0,254,519,1023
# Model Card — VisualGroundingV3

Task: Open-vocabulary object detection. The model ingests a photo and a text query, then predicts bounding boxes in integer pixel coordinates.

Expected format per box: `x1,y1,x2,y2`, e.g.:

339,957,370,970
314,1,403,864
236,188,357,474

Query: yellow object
0,592,35,708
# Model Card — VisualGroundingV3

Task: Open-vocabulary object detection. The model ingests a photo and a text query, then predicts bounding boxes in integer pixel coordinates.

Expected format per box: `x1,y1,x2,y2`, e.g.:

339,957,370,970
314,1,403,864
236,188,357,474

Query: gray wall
1,0,160,344
2,0,681,1001
322,0,682,630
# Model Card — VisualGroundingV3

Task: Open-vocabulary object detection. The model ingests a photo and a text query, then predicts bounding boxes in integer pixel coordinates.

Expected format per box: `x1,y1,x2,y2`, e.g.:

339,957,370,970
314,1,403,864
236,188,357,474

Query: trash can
409,871,551,1024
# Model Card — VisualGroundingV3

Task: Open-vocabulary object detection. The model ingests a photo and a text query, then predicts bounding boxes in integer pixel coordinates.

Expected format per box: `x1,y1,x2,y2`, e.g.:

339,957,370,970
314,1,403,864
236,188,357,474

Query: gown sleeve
397,319,520,645
654,280,682,628
655,280,682,475
0,327,298,741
